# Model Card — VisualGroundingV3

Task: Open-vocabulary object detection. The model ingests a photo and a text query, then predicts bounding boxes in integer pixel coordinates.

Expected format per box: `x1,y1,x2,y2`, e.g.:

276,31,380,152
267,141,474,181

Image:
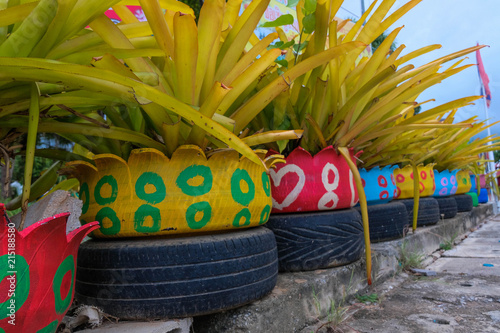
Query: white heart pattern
270,164,306,210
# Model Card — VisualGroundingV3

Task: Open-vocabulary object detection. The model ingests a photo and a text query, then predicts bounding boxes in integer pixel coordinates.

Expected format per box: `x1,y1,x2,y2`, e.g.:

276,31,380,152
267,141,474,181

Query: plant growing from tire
251,0,491,285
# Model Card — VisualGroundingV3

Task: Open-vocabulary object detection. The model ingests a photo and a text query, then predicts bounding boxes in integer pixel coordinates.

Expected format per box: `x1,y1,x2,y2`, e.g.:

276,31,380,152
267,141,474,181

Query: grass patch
399,240,425,271
355,293,379,304
439,232,458,251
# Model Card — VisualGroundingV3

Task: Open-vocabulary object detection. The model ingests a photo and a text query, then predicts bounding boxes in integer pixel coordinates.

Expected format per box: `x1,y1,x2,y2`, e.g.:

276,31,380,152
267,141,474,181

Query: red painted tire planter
268,146,359,213
0,204,99,333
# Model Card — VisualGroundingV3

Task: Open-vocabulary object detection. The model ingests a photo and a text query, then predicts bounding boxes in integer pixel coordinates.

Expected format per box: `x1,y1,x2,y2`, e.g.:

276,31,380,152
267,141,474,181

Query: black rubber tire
435,196,458,219
264,209,364,272
76,227,278,319
398,197,440,227
454,194,473,212
356,202,409,243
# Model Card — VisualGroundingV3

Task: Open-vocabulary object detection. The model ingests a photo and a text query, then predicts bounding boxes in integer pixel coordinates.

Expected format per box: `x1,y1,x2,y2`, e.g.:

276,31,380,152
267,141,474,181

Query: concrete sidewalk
336,211,500,333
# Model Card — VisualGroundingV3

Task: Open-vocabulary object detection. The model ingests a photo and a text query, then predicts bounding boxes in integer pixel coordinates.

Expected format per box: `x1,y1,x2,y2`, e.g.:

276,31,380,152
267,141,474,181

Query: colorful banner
476,43,492,108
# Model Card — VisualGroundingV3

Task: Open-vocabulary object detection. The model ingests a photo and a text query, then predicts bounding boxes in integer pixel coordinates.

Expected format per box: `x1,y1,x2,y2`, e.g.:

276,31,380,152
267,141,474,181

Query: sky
338,0,499,139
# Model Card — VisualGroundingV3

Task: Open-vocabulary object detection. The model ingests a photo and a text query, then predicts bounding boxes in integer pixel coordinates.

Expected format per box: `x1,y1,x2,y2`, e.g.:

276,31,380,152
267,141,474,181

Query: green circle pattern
259,205,271,225
233,208,251,227
0,255,30,320
95,207,121,235
231,169,255,206
94,175,118,205
135,172,166,204
53,255,75,315
262,172,271,197
134,204,161,233
186,201,212,229
36,320,59,333
79,182,90,214
176,165,213,197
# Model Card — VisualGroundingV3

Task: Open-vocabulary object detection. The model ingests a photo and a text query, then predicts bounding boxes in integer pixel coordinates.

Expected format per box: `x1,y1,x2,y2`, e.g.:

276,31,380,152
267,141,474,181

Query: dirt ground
305,218,500,333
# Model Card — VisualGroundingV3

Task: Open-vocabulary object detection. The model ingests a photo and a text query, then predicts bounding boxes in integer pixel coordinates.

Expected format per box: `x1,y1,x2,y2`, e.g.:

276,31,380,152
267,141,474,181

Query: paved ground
310,214,500,333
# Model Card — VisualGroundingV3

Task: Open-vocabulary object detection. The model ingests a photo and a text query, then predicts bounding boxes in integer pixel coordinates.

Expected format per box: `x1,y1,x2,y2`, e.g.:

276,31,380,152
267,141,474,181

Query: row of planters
266,163,487,272
1,0,500,331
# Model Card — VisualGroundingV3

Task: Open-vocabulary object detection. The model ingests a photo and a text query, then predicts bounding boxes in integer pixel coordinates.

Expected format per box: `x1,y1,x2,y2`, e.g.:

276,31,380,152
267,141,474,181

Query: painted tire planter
432,170,458,197
455,170,472,194
466,192,479,207
454,194,473,212
393,164,435,199
478,188,489,203
359,165,398,205
264,209,363,272
76,227,278,318
470,174,486,192
268,146,359,213
398,197,440,226
0,204,99,333
435,196,458,219
67,146,276,238
355,202,409,243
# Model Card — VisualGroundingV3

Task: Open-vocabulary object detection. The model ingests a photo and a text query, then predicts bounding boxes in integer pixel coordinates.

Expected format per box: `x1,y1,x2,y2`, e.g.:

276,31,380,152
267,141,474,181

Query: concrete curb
193,204,493,333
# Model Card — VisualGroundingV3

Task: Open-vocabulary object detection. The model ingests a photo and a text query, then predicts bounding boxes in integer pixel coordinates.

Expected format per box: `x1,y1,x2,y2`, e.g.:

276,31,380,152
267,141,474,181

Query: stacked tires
76,227,278,318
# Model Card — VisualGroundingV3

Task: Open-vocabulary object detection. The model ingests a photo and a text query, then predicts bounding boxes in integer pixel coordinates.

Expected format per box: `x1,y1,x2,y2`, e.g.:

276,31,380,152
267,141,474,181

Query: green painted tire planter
67,146,277,238
466,192,479,207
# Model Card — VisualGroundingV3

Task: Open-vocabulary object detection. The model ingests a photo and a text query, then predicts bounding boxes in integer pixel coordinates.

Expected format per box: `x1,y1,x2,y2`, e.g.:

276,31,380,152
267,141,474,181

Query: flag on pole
476,44,492,108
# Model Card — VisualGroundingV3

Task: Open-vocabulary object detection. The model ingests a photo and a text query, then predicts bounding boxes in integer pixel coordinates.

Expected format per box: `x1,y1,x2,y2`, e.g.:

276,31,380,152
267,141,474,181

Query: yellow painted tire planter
393,164,436,199
67,146,275,238
455,170,472,194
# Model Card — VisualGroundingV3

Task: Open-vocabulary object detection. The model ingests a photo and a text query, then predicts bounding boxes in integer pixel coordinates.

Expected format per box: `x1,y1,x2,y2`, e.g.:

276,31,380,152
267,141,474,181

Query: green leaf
302,13,316,34
287,0,299,8
293,40,308,52
269,40,295,50
275,59,289,67
277,139,289,152
268,41,284,49
304,0,317,14
261,14,294,27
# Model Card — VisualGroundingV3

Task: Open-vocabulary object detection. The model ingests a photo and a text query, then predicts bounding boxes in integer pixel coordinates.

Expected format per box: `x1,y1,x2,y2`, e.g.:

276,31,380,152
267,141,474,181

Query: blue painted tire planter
359,166,398,205
264,209,364,272
356,202,409,243
454,194,473,212
76,227,278,318
478,188,489,203
397,197,440,227
432,170,458,197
